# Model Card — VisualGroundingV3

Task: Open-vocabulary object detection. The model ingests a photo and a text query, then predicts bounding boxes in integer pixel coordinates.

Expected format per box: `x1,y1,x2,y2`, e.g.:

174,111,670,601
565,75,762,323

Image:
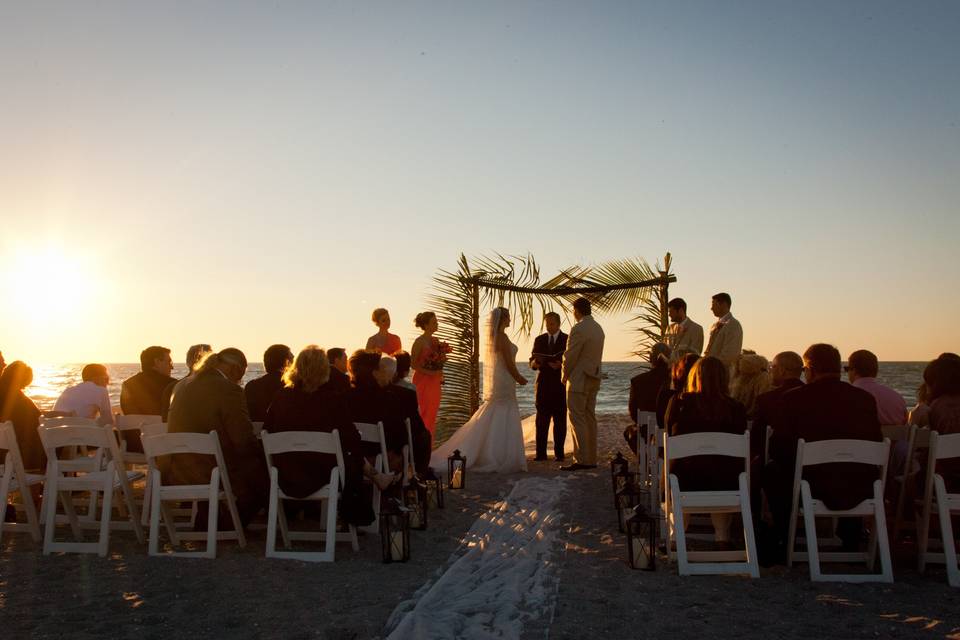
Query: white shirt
54,381,115,426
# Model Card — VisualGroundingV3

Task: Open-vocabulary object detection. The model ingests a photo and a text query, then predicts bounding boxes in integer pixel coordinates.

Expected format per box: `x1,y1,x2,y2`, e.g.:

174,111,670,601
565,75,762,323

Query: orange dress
368,332,402,355
412,338,442,437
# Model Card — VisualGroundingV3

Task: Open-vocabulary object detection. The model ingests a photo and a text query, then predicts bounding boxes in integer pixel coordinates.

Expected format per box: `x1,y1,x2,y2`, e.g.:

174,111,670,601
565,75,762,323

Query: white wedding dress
430,340,527,474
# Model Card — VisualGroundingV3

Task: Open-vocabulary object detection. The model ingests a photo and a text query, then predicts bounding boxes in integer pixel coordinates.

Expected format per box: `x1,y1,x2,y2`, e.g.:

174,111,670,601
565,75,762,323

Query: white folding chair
142,430,246,558
917,432,960,587
663,430,759,577
786,438,893,583
0,421,43,544
137,422,170,526
355,421,388,532
38,424,145,556
115,414,163,463
893,427,931,542
402,418,443,507
261,429,359,562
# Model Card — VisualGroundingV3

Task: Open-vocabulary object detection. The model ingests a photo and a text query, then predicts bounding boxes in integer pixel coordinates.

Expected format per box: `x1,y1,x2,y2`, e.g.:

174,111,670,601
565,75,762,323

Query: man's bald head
771,351,803,386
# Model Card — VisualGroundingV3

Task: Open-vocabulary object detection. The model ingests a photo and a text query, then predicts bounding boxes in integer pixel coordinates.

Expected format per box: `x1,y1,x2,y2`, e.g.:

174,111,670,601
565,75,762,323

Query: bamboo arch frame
427,253,676,442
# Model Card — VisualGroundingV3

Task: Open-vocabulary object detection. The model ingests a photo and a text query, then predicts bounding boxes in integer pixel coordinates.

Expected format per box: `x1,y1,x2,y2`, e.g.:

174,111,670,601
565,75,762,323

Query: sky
1,1,958,364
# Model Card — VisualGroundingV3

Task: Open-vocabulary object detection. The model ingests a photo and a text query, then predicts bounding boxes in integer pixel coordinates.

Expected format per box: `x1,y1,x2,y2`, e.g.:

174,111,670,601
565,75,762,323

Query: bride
431,307,528,474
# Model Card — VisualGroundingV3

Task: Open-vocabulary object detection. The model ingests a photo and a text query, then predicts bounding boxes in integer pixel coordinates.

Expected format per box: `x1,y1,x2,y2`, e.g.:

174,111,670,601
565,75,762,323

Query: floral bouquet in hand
423,341,452,371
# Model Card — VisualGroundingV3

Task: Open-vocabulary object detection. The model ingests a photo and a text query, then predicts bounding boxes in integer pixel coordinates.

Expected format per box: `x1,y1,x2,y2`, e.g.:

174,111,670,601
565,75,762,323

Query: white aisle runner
384,477,569,640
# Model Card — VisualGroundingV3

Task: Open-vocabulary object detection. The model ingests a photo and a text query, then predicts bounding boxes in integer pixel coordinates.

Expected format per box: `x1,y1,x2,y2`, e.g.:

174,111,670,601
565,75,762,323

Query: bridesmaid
365,307,402,355
411,311,443,439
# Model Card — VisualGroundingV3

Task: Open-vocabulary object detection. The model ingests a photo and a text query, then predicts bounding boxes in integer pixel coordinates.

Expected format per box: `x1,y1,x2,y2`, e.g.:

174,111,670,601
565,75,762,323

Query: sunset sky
1,2,958,364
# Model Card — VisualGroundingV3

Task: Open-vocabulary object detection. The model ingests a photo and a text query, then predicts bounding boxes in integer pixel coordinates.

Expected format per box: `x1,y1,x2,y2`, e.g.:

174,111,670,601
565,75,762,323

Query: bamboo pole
470,279,481,414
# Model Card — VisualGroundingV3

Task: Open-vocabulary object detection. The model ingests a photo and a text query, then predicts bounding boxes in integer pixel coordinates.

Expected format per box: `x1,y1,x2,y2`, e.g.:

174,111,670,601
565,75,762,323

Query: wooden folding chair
355,421,388,532
786,438,893,583
141,430,246,558
917,432,960,587
38,423,145,556
261,429,359,562
663,430,759,577
0,421,43,544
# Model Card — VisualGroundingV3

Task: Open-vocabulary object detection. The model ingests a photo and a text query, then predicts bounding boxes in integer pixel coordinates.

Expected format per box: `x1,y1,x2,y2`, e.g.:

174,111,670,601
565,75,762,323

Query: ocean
23,361,926,416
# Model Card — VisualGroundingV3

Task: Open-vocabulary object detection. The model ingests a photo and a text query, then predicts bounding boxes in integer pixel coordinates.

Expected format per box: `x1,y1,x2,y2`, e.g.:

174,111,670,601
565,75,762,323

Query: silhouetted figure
120,346,176,452
244,344,293,422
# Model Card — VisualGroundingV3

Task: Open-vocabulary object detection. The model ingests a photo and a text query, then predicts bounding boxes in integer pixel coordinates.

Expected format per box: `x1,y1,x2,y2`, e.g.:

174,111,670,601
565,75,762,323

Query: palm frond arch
428,252,675,443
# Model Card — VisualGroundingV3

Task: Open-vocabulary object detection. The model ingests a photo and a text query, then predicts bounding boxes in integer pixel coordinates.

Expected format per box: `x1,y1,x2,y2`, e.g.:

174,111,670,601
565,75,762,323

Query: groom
529,311,567,461
561,297,605,471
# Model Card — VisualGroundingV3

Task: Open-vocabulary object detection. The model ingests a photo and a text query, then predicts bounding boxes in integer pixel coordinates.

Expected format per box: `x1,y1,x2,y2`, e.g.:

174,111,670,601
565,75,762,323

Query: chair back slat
881,424,911,442
354,422,383,444
140,422,168,439
38,424,111,452
261,430,340,456
142,431,218,459
40,416,99,429
932,432,960,461
116,414,162,431
798,438,890,467
664,431,749,462
913,427,933,448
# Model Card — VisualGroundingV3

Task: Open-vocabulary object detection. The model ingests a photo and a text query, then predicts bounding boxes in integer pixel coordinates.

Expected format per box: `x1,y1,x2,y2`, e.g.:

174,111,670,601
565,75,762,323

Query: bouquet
423,341,452,371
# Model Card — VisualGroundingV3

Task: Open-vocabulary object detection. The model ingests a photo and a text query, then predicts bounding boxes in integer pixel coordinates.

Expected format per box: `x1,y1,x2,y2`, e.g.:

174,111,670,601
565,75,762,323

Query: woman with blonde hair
730,351,773,419
264,346,395,525
365,308,402,355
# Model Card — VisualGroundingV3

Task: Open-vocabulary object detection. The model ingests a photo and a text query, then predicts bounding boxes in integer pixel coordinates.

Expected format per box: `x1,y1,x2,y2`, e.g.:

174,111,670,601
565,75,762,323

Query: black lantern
625,504,657,571
379,501,411,563
447,449,466,490
610,452,630,508
403,476,429,530
615,480,648,533
421,469,444,509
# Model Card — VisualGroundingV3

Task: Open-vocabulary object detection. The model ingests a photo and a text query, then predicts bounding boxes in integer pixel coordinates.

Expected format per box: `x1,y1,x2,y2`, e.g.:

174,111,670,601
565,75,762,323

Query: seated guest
53,364,115,425
665,356,748,542
655,353,700,429
244,344,293,422
120,346,177,452
0,350,5,377
926,357,960,490
623,342,671,454
752,351,804,462
393,351,417,392
164,348,268,527
263,346,394,507
730,351,772,419
764,343,881,555
378,355,433,476
325,347,351,394
160,343,212,421
348,349,391,463
0,361,43,472
365,307,402,355
909,382,931,427
846,349,907,426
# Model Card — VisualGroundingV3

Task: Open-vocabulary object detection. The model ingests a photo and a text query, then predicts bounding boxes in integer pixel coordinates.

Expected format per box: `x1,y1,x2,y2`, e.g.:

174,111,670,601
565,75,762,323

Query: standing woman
411,311,443,439
365,308,402,355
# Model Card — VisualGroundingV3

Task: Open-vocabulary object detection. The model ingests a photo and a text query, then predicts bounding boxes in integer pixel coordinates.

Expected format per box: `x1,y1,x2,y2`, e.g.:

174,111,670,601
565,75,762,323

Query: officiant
529,311,567,461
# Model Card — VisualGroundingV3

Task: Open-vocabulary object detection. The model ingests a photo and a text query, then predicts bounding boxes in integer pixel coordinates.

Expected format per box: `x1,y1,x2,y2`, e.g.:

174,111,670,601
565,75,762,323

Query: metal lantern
403,476,429,530
615,481,647,534
447,449,466,490
610,452,631,508
379,502,411,563
422,470,444,509
625,504,657,571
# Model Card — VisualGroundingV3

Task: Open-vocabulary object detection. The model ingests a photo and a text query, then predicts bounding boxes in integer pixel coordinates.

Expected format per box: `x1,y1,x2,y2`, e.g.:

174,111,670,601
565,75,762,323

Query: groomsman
664,298,704,356
561,298,605,471
529,312,568,461
704,292,743,371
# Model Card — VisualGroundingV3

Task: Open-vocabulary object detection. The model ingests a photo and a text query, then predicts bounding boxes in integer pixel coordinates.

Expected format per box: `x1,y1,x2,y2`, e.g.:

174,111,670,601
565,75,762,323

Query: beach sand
2,414,957,639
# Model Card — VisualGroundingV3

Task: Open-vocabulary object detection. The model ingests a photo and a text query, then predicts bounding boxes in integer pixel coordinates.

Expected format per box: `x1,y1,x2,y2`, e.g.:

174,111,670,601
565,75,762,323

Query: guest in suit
160,344,212,421
623,342,671,455
530,312,568,461
0,361,43,473
656,353,700,429
163,348,268,528
665,298,704,357
326,347,352,394
763,343,881,554
244,344,293,422
730,352,772,419
845,349,907,426
752,351,804,463
120,346,177,452
704,293,743,372
263,346,395,514
393,351,417,392
378,355,433,476
665,356,747,542
366,308,402,355
561,298,605,470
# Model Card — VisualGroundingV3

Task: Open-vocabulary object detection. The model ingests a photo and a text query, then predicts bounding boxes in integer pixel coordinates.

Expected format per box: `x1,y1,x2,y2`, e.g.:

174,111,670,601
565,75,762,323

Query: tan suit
665,317,704,356
704,314,743,370
562,314,605,465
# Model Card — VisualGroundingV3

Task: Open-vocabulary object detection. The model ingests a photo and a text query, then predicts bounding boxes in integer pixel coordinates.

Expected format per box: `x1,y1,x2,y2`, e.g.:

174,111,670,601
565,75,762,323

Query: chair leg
141,468,152,527
61,491,83,541
42,475,58,555
873,482,894,583
786,488,801,568
0,471,11,545
98,473,114,558
325,492,339,559
207,474,220,559
739,473,760,578
266,468,279,556
800,483,823,581
670,476,689,575
934,476,959,588
148,475,161,556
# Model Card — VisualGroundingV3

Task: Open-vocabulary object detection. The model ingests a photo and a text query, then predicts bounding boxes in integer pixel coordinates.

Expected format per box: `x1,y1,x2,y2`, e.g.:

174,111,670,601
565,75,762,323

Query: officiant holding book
529,311,567,461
